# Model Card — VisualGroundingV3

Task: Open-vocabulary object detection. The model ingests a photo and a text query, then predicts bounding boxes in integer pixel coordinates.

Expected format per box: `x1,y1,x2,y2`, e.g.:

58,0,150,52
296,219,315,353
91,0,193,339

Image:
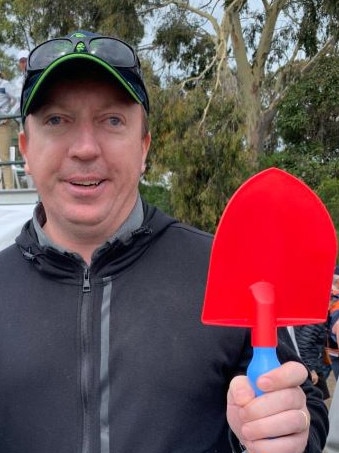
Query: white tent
0,190,38,251
0,203,35,250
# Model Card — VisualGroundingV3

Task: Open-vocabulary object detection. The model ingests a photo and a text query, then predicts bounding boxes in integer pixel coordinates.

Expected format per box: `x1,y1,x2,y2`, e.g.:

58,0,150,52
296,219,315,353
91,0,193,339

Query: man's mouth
70,180,103,187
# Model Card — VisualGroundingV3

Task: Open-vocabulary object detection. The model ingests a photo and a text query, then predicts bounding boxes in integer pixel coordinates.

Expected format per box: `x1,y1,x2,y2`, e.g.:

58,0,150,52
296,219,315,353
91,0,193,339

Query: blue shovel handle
247,346,281,396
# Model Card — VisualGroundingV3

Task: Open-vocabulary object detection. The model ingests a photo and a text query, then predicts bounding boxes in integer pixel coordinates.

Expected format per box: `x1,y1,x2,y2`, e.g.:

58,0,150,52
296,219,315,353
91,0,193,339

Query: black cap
21,30,149,122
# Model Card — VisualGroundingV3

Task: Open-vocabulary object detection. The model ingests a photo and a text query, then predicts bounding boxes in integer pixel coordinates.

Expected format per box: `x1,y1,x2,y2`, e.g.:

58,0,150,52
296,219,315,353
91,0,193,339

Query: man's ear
141,132,151,174
18,130,31,175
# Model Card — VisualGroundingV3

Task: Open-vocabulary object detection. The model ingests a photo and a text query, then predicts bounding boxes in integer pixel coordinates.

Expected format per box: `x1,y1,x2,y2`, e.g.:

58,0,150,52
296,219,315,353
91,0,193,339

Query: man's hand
227,361,310,453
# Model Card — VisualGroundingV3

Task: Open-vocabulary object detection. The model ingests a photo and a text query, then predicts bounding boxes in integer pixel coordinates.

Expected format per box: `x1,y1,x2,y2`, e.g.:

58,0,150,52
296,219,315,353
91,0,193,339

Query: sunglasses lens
89,38,136,68
29,39,74,70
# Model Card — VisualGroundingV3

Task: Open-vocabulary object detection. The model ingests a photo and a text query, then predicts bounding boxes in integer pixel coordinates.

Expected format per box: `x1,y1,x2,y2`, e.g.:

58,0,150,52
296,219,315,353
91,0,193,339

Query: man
0,31,328,452
0,64,16,188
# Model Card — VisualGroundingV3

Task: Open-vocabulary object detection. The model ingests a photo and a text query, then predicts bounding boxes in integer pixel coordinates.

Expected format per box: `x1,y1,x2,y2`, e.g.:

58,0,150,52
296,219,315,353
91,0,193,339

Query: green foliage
261,53,339,218
295,0,339,56
317,178,339,231
298,0,320,57
154,12,197,64
0,0,145,49
277,55,339,156
259,149,339,232
0,51,15,79
139,182,172,214
321,0,339,39
147,84,251,232
154,11,215,80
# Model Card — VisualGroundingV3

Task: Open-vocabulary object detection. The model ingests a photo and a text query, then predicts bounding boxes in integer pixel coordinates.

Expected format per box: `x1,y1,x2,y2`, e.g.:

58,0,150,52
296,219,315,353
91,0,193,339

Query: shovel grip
247,347,281,396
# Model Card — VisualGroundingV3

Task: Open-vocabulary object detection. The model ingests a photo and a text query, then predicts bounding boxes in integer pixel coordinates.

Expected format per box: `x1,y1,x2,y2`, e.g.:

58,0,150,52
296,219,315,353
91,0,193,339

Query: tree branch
300,36,336,75
265,36,336,126
227,6,252,93
253,0,289,80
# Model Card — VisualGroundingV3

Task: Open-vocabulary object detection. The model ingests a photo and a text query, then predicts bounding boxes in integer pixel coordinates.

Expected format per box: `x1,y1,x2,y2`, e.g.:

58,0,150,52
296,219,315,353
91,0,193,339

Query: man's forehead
28,76,139,119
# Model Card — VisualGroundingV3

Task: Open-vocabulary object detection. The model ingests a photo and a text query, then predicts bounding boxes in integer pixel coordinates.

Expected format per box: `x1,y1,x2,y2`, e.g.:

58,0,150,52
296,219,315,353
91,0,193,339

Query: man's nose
68,123,101,160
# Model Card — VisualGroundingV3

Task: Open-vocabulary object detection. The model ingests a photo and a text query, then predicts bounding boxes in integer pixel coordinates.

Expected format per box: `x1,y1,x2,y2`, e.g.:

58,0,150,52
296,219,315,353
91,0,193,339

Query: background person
0,30,329,453
0,64,16,188
17,50,28,73
12,49,28,115
327,271,339,379
295,323,331,400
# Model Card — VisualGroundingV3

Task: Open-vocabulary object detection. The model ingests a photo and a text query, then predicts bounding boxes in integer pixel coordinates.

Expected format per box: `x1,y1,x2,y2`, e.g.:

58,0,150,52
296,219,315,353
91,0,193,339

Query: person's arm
227,361,328,453
294,324,324,384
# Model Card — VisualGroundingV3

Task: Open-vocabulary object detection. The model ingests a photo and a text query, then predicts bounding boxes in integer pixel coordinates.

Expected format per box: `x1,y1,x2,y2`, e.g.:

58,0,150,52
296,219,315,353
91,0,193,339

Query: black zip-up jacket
0,202,328,452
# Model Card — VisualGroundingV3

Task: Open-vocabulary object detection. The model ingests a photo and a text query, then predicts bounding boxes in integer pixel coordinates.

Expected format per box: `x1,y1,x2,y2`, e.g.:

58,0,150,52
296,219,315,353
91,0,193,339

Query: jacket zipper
81,267,92,453
83,267,91,292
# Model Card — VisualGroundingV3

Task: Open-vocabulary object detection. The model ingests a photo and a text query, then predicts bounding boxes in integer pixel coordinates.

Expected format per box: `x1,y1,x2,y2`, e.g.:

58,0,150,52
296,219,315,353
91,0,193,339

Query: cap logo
75,42,86,53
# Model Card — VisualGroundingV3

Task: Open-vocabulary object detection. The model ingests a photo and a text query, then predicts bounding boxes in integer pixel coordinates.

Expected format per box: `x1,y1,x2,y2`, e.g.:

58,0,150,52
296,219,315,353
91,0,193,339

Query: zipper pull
83,267,91,293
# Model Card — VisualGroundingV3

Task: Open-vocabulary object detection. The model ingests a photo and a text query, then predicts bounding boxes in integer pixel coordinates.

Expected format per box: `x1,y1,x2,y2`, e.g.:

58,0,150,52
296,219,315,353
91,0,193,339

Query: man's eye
47,116,62,126
108,116,122,126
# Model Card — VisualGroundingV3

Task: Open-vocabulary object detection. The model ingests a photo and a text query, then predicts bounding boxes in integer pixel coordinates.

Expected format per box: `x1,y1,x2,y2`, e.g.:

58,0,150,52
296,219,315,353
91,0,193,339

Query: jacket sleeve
294,324,325,373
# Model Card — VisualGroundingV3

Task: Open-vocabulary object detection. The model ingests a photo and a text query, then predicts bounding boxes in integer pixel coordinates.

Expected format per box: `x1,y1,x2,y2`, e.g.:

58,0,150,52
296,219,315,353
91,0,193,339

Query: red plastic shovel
201,168,337,394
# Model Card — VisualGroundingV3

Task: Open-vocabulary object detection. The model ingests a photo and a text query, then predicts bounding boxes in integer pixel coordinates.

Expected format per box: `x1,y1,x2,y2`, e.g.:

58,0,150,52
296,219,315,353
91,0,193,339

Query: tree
140,0,338,159
0,0,146,50
147,82,250,231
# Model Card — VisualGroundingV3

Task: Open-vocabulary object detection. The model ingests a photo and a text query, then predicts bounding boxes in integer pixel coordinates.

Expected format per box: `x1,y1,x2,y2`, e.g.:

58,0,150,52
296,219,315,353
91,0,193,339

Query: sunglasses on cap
21,34,150,119
27,36,143,78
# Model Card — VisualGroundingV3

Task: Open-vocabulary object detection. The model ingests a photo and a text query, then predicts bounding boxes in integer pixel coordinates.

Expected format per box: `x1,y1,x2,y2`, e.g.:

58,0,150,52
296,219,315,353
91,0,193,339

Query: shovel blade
202,168,337,328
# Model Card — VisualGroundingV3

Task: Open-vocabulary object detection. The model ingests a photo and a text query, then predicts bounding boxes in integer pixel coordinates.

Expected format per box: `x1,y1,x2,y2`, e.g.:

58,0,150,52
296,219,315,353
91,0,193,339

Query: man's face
19,76,151,244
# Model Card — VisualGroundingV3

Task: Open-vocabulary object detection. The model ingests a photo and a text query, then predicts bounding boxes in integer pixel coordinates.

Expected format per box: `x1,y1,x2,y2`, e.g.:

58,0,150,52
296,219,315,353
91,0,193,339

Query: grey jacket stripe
100,281,112,453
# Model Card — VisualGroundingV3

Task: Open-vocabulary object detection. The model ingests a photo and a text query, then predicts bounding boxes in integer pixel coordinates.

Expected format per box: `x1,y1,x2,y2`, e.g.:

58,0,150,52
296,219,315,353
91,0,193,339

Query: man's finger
227,375,256,407
256,361,308,393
